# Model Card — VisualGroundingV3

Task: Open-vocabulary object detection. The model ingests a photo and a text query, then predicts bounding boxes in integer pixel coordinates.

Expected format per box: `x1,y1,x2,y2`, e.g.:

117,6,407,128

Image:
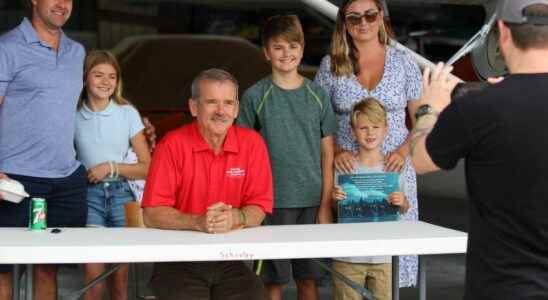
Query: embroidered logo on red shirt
226,167,246,178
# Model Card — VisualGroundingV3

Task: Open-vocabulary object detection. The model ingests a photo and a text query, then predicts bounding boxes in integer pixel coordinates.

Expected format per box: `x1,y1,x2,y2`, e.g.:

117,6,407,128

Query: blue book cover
337,172,400,223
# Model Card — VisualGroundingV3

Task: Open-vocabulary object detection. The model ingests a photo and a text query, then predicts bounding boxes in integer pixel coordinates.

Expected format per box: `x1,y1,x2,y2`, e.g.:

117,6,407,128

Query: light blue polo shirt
0,18,85,178
75,101,144,171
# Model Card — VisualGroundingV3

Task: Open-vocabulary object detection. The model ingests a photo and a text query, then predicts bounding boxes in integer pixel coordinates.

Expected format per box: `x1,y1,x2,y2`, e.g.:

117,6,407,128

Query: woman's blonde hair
330,0,394,77
78,50,130,110
350,97,387,128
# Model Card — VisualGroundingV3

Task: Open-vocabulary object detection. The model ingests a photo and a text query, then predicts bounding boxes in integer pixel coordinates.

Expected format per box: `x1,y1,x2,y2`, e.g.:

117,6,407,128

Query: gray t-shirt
237,76,337,208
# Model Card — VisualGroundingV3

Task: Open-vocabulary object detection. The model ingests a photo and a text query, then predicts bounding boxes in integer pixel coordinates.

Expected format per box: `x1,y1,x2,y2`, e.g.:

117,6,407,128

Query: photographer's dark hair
507,4,548,49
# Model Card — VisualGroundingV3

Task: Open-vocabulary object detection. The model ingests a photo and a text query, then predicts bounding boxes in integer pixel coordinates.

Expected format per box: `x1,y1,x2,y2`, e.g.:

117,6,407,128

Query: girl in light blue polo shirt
74,50,150,300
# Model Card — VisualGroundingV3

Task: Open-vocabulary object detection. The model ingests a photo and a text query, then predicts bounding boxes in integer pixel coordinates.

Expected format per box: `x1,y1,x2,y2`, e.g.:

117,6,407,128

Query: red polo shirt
142,122,273,215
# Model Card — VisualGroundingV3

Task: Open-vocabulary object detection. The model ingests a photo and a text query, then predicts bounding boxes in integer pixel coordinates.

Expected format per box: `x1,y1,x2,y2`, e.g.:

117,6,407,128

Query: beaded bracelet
114,162,119,179
108,161,115,178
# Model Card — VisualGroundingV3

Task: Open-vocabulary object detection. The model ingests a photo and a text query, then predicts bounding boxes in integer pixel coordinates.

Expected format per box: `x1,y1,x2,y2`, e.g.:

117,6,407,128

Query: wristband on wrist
414,104,439,120
239,209,247,228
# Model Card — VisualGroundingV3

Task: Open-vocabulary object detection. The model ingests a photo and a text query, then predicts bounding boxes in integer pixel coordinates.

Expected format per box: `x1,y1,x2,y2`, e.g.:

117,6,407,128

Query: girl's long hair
330,0,394,77
78,50,131,110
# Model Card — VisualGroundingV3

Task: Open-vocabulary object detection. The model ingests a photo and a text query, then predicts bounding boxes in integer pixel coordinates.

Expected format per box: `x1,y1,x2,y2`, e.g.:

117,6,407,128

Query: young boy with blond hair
237,15,337,300
332,97,410,300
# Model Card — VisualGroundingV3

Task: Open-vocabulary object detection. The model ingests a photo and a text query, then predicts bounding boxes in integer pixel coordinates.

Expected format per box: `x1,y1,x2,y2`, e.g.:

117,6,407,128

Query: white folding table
0,221,467,300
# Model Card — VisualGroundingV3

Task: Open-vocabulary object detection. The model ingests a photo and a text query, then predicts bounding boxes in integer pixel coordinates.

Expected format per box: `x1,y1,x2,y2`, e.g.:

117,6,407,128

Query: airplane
99,0,506,122
104,0,503,201
302,0,506,80
0,1,502,298
0,0,501,200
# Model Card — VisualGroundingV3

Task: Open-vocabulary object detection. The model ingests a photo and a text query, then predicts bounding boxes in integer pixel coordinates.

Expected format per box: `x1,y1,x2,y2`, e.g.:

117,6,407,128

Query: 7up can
29,197,47,231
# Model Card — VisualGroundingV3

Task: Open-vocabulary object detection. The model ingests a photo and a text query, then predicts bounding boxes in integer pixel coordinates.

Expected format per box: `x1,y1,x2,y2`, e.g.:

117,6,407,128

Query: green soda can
29,197,47,231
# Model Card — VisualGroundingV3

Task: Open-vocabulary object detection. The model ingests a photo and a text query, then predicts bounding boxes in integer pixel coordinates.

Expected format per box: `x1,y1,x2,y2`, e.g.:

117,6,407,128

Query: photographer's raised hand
421,63,461,113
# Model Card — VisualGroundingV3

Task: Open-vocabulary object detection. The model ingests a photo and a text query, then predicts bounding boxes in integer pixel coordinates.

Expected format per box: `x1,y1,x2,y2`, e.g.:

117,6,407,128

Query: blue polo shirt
75,101,144,171
0,18,85,178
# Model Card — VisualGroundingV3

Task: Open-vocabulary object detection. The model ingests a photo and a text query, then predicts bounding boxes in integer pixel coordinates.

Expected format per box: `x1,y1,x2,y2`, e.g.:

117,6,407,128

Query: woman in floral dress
314,0,422,287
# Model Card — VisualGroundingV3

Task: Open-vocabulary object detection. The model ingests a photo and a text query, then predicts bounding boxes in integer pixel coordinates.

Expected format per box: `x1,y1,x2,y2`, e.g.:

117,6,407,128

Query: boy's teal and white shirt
237,76,337,208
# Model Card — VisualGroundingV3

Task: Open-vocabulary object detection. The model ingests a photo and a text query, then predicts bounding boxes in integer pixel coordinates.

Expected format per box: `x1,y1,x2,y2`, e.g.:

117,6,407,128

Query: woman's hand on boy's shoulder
385,151,405,172
334,150,356,174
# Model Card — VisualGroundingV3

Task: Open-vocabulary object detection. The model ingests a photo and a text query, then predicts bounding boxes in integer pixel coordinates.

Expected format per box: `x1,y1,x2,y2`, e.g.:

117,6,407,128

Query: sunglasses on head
345,10,379,26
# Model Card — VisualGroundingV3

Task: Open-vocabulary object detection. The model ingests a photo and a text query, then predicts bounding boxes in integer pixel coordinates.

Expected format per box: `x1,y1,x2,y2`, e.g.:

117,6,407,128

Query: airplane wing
302,0,504,80
387,0,488,5
132,0,502,79
170,0,489,5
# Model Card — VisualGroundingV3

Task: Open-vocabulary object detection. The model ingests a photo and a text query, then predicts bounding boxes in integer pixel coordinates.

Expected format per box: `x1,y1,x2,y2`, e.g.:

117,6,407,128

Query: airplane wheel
471,26,508,80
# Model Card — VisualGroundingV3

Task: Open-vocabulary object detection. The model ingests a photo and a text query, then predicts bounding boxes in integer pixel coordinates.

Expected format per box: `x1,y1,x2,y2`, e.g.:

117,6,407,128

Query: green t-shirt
237,76,337,208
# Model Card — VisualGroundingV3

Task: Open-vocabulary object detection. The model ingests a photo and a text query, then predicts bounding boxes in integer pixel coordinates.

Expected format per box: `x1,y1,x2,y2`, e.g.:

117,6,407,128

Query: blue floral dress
314,46,422,287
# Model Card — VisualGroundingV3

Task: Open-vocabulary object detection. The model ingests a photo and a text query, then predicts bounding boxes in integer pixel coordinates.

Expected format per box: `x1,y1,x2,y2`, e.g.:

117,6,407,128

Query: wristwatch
414,104,438,120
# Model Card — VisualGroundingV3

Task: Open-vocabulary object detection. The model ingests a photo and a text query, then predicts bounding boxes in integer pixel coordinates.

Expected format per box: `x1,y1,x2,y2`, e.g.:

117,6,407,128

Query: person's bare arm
0,96,4,105
230,205,266,229
143,206,207,232
144,202,265,234
224,134,271,230
318,135,335,224
410,114,441,174
385,100,421,172
200,203,266,233
334,144,357,174
117,131,151,180
410,63,460,174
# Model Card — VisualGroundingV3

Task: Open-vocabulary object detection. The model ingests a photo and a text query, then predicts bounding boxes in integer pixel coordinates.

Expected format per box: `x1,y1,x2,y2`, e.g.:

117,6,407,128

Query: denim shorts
86,181,134,228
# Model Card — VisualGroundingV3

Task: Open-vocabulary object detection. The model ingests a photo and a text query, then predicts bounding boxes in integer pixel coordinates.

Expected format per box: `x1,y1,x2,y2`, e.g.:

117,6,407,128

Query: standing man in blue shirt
0,1,87,299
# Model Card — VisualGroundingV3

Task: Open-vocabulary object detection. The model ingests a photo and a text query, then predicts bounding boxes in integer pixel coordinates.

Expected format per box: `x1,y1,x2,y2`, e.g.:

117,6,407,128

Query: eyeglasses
345,10,379,26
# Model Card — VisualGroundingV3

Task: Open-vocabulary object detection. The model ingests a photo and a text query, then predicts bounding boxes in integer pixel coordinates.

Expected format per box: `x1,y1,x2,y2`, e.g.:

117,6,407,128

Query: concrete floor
15,188,469,300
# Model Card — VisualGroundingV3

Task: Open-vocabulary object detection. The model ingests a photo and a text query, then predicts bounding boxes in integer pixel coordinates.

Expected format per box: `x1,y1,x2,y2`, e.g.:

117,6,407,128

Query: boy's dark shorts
151,261,268,300
261,206,323,285
0,165,88,273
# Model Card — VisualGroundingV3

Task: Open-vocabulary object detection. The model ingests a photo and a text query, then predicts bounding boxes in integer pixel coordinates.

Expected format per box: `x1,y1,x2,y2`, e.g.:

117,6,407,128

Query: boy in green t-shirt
237,15,337,300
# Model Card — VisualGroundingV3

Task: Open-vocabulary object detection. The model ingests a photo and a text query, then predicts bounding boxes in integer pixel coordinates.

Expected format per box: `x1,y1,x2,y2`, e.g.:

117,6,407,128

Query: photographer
409,1,548,299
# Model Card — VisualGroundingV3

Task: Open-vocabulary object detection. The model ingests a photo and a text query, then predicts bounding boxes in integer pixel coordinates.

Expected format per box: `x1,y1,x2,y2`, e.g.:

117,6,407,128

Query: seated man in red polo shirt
141,68,273,300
